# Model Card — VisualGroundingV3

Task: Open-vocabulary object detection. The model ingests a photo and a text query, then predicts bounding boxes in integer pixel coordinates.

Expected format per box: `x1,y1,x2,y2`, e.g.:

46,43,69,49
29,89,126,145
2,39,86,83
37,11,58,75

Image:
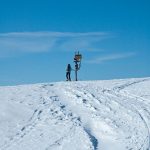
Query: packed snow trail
0,77,150,150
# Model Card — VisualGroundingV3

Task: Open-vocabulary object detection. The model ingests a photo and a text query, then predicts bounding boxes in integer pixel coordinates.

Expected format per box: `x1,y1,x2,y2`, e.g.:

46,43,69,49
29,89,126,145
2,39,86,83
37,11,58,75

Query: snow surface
0,77,150,150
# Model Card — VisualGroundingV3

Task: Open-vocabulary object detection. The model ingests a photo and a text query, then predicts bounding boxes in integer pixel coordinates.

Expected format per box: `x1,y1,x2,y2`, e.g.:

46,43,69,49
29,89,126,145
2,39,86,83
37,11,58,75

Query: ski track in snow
113,78,150,150
0,78,150,150
103,78,150,150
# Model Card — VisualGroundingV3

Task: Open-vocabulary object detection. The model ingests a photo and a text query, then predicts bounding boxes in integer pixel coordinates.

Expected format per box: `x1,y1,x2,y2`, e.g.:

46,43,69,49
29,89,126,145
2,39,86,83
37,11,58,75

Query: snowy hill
0,78,150,150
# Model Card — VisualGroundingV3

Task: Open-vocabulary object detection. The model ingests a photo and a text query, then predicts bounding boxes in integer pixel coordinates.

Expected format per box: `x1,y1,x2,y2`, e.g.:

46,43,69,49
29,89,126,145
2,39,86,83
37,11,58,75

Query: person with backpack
66,64,72,81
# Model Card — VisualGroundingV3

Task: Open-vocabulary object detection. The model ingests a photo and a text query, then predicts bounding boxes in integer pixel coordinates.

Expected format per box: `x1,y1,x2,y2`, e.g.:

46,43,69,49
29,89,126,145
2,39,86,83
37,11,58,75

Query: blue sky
0,0,150,85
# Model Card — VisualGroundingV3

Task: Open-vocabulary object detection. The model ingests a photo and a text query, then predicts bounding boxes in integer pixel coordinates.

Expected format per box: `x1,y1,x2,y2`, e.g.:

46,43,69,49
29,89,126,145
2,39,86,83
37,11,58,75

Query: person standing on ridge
66,64,72,81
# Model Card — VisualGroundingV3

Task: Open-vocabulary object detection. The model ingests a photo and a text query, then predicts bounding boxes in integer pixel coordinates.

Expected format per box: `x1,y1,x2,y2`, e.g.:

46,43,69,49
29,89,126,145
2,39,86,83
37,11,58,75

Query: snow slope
0,77,150,150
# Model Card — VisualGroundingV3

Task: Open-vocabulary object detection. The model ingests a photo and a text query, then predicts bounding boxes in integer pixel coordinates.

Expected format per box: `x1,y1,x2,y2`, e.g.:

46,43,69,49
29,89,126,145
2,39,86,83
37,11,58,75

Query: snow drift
0,77,150,150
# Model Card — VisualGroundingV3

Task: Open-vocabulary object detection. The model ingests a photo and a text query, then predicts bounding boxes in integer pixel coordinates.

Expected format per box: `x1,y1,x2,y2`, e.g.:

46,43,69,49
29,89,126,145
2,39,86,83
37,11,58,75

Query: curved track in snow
112,78,150,150
102,78,150,150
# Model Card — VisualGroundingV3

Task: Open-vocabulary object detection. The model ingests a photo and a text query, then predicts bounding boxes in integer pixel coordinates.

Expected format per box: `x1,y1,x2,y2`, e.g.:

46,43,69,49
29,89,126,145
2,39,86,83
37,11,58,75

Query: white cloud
0,31,109,38
0,31,111,57
85,52,136,64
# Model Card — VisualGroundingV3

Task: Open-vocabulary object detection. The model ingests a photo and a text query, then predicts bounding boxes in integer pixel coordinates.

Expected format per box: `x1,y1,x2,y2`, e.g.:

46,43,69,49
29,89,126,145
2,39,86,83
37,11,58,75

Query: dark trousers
66,72,71,81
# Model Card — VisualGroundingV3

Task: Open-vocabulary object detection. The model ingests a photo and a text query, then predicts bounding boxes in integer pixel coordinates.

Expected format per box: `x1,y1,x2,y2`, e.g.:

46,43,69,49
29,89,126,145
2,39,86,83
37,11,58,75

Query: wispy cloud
85,52,136,64
0,31,111,57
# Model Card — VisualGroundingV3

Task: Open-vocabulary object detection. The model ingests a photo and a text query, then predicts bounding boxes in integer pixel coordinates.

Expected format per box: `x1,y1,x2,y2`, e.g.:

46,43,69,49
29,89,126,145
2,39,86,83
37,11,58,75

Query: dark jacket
66,64,72,72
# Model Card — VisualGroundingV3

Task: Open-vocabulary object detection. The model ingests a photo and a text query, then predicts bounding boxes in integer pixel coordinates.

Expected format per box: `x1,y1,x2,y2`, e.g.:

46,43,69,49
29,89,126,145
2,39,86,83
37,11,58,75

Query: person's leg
69,72,71,81
66,72,69,81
